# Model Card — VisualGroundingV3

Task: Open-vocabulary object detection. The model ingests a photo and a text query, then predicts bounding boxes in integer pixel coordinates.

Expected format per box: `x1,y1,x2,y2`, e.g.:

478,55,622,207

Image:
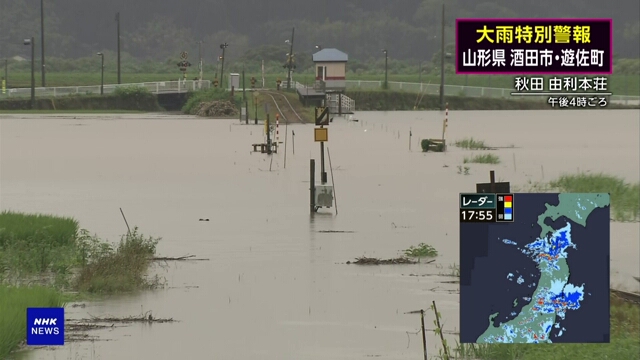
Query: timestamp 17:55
460,209,496,222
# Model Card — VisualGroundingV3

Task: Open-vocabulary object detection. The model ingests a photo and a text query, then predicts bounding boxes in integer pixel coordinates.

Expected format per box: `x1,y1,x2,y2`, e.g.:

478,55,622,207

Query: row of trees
4,46,639,76
1,0,639,63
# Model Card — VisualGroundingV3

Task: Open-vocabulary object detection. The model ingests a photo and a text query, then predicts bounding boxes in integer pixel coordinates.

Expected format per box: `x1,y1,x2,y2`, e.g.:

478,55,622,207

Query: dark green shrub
421,139,431,152
182,88,241,114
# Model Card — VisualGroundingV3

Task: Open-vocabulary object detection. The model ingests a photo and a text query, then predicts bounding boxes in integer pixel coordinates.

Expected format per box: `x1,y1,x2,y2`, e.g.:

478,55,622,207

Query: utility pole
320,135,327,183
243,65,247,124
242,65,246,101
287,27,295,90
4,59,7,87
382,49,388,89
24,37,35,109
97,52,104,95
220,42,228,89
439,3,445,111
197,40,203,86
116,12,121,84
40,0,46,87
266,114,272,154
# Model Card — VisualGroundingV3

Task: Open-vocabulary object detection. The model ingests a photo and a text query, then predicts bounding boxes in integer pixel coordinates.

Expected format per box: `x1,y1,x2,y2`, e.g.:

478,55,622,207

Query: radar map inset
460,193,610,343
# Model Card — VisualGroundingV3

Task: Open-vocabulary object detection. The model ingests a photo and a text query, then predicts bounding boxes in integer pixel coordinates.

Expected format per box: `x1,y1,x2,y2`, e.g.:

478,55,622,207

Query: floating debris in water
152,254,209,261
82,311,177,324
347,256,418,265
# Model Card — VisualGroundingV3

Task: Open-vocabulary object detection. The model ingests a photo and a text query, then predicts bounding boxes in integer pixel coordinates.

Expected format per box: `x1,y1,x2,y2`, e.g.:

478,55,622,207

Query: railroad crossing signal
283,54,296,69
177,60,191,72
315,106,329,126
180,51,188,60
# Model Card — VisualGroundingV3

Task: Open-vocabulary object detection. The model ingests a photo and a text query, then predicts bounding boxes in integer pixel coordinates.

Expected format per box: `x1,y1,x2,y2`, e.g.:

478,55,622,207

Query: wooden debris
347,256,418,265
151,254,209,261
83,311,176,324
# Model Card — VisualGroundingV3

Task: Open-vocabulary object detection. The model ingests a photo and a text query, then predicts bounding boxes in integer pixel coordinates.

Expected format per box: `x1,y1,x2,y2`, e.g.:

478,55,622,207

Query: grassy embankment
0,86,160,112
0,211,161,357
4,73,640,96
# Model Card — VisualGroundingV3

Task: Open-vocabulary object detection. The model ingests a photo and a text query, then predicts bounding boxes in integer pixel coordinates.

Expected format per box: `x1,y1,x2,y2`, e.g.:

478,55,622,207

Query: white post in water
276,114,280,144
442,102,448,151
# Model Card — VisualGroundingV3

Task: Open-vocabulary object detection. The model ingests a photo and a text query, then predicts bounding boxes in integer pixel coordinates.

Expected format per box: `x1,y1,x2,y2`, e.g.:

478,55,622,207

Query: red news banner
455,19,613,75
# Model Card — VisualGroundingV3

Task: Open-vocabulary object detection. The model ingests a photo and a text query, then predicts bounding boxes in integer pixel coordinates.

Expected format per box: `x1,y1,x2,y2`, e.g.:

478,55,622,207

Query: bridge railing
0,80,211,99
3,79,637,105
344,80,640,105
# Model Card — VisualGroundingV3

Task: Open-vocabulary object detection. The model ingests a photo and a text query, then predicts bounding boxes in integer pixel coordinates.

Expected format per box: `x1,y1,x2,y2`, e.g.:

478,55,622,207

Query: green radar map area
460,193,610,343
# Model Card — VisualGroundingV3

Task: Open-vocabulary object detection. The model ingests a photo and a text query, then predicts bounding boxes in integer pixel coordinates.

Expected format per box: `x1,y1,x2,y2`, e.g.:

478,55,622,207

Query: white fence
326,93,356,114
3,79,637,106
343,80,640,106
1,80,211,99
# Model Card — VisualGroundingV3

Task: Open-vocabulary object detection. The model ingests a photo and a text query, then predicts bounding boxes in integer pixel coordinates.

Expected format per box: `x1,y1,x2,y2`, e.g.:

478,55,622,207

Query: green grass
0,285,65,359
0,211,79,248
182,88,241,114
454,138,490,150
452,295,639,360
248,91,267,120
548,173,640,222
403,243,438,257
74,227,161,294
463,154,501,164
0,211,162,293
0,211,80,278
0,212,161,358
4,73,639,96
181,88,275,120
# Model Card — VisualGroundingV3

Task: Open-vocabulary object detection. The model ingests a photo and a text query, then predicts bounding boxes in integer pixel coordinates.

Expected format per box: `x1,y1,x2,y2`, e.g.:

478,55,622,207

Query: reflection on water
1,110,638,360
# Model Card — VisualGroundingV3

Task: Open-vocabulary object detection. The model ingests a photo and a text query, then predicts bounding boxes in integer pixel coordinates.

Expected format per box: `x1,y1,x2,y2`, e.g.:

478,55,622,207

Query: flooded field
1,110,638,360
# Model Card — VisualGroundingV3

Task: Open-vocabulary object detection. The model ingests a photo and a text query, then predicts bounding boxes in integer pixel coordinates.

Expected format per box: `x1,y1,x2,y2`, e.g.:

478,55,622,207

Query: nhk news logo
27,307,65,345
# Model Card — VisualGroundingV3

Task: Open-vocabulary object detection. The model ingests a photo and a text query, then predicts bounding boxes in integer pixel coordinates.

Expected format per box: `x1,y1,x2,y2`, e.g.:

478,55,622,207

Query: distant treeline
1,0,638,62
3,49,639,76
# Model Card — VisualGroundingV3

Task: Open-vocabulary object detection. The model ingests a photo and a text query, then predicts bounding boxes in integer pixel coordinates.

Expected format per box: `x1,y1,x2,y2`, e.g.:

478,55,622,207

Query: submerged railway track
262,90,306,124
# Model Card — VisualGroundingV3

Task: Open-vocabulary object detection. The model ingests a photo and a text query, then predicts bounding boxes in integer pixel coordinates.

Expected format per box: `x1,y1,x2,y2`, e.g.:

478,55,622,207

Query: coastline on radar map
460,193,611,344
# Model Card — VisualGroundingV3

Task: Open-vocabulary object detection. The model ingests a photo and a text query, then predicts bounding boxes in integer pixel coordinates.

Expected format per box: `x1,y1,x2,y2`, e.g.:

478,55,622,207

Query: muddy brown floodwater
1,110,638,360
